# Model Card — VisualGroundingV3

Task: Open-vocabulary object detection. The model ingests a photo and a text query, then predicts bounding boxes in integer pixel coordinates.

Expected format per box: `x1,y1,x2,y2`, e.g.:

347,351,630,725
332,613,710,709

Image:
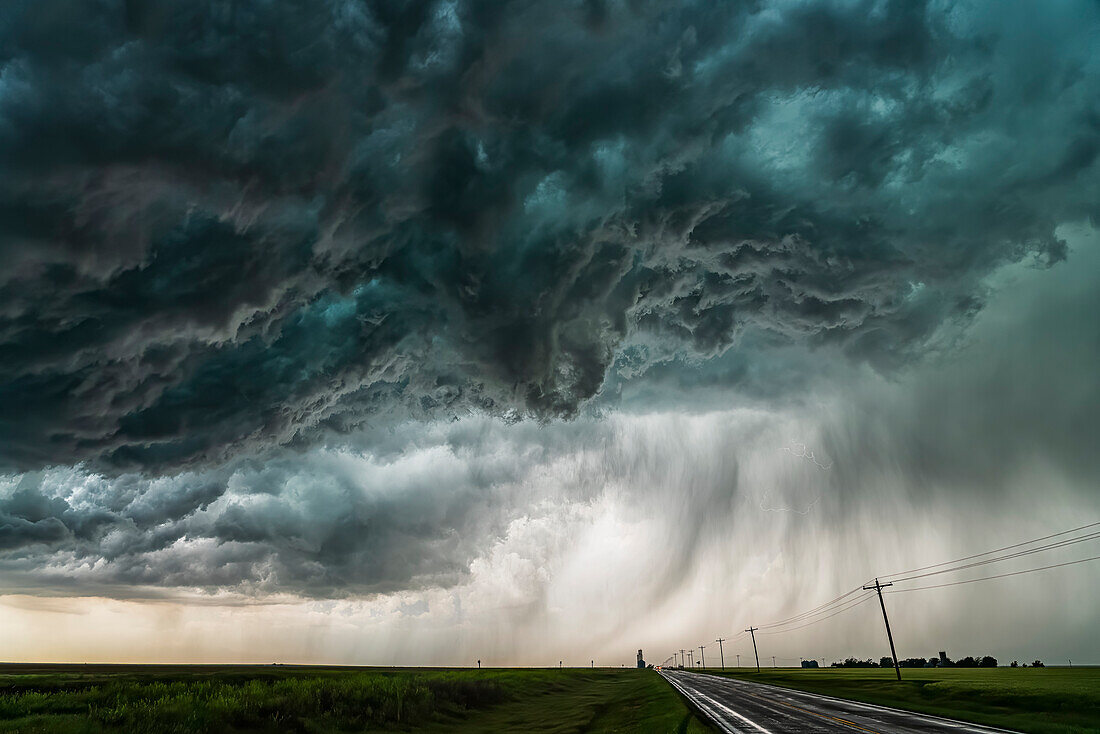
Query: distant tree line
829,654,1036,669
831,658,880,668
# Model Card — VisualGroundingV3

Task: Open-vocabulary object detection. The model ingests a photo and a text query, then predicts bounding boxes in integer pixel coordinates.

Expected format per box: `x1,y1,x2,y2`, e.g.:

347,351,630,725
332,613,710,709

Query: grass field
0,664,713,733
695,666,1100,734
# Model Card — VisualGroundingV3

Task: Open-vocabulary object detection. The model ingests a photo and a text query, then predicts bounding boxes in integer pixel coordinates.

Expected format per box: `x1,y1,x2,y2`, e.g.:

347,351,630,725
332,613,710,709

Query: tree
880,657,893,669
1010,661,1019,668
837,658,878,668
980,656,997,668
1032,660,1044,668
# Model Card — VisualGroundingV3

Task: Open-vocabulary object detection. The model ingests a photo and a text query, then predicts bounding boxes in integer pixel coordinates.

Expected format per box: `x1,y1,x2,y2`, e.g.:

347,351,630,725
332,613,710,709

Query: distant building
637,650,646,669
801,660,819,668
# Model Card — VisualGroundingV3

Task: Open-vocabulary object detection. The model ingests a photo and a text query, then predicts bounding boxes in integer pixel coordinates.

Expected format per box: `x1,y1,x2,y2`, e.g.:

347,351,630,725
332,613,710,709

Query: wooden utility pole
745,627,760,673
864,578,901,681
715,638,726,670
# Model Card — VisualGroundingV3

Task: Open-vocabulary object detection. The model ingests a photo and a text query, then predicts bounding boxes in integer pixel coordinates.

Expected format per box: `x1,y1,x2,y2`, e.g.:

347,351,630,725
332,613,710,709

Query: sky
0,0,1098,667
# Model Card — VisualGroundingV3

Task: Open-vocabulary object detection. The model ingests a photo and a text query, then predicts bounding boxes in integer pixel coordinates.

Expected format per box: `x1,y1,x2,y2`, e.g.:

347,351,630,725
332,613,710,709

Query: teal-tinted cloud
0,0,1097,472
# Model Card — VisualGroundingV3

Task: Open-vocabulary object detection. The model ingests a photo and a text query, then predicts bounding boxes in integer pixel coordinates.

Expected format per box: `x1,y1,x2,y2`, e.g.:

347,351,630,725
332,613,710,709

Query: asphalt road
660,669,1018,734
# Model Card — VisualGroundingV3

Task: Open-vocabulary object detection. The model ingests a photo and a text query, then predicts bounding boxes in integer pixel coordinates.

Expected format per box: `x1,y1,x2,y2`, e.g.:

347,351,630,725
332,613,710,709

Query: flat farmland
0,664,713,733
692,666,1100,734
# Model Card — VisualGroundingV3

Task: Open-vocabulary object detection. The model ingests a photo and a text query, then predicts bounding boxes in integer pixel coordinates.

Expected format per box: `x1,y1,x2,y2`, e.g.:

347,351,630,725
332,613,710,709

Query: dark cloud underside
0,0,1097,475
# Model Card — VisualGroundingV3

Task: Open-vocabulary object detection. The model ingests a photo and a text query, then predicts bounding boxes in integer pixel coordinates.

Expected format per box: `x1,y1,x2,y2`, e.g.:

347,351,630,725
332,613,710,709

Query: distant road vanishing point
660,670,1019,734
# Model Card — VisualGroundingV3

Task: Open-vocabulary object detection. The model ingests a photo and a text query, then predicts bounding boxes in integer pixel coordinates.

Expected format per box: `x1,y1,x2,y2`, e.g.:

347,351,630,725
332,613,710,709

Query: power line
706,587,866,649
756,589,873,633
880,521,1100,579
757,585,866,629
748,521,1100,639
888,554,1100,593
758,592,876,634
884,531,1100,584
712,631,748,645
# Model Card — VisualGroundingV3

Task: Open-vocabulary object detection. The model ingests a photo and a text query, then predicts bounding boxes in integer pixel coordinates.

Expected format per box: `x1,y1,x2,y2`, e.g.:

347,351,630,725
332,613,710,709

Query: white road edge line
662,671,775,734
661,673,740,734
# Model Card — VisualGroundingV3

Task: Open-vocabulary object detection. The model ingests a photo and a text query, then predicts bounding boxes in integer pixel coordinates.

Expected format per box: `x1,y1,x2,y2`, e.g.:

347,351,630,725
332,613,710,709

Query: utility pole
591,660,594,668
745,627,760,673
715,638,725,670
736,654,741,667
699,645,706,669
477,660,481,669
679,649,685,669
772,656,776,668
864,578,901,681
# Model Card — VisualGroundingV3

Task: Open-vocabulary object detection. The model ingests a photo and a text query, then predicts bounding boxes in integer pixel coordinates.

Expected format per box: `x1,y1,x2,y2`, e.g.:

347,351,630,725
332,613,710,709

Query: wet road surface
660,669,1018,734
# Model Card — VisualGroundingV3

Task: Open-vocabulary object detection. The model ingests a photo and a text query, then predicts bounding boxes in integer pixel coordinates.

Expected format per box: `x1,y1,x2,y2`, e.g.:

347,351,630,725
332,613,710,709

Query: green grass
0,664,712,733
420,668,711,733
695,666,1100,734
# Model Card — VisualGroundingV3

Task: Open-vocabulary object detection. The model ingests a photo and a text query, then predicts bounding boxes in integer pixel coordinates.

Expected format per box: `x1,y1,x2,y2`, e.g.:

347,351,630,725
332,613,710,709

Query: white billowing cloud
1,402,1095,665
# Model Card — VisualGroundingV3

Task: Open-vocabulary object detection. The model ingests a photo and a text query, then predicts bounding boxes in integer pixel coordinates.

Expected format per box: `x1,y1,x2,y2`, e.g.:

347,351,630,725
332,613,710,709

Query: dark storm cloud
1,0,1098,472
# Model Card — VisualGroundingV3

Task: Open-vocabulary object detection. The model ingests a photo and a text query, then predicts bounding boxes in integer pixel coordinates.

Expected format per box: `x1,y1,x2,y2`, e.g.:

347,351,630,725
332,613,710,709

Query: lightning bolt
758,489,821,515
758,440,832,514
781,440,833,470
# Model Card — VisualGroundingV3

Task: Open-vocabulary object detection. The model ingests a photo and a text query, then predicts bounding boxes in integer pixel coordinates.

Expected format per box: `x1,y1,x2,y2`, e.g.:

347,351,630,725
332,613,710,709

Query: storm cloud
2,0,1097,473
0,227,1097,671
2,220,1098,604
0,0,1099,671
